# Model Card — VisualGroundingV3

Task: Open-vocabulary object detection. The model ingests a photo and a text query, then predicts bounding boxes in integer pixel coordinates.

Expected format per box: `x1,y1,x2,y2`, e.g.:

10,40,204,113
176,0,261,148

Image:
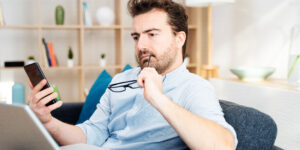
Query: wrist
43,117,57,131
151,93,169,110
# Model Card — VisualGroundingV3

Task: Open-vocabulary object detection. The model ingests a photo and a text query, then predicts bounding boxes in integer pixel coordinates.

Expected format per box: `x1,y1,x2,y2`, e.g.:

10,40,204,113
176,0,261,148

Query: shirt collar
163,63,188,79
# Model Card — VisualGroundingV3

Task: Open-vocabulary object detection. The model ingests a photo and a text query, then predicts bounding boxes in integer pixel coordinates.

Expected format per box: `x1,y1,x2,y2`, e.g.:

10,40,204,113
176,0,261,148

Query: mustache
138,50,155,59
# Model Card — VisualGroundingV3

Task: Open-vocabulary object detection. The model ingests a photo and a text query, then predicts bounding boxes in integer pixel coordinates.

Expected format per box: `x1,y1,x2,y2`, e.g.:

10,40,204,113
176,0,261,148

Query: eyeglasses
108,80,139,92
108,75,167,93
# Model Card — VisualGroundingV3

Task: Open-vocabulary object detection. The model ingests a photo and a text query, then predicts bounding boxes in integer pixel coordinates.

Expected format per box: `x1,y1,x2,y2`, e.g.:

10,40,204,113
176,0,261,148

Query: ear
175,31,186,49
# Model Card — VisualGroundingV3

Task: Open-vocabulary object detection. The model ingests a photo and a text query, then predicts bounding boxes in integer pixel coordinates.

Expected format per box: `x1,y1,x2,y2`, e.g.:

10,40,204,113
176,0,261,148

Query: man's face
131,9,182,74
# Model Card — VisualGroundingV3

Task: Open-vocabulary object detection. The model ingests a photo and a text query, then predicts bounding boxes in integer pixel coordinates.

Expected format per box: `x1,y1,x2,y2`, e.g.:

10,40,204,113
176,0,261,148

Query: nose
137,34,148,51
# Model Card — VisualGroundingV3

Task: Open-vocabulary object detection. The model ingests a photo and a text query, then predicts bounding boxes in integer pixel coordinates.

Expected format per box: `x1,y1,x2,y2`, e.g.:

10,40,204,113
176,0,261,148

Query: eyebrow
131,28,161,36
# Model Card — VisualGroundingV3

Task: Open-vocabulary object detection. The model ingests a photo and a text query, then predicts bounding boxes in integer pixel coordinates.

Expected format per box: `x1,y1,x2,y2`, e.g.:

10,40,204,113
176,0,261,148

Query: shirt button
133,106,138,111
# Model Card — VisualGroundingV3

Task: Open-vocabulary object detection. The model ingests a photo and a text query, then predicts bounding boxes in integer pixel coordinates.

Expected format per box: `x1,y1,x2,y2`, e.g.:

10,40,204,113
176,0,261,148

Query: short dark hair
128,0,188,60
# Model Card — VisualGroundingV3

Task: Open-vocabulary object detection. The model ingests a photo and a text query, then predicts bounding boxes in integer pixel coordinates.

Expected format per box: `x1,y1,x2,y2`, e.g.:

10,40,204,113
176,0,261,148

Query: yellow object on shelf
200,65,219,79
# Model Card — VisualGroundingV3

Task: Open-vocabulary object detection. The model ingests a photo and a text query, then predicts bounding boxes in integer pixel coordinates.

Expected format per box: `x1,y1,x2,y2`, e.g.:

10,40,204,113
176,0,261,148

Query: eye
149,33,156,37
132,35,139,41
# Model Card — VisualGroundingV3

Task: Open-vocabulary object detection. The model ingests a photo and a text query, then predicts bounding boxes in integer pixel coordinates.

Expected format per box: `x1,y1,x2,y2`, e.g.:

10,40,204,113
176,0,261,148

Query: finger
27,79,33,89
34,87,54,104
47,101,63,112
32,79,47,95
26,95,31,105
137,72,145,88
38,92,58,107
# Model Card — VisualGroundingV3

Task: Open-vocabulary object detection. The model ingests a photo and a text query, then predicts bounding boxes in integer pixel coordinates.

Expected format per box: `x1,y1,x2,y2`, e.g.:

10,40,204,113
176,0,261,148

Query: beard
137,44,177,74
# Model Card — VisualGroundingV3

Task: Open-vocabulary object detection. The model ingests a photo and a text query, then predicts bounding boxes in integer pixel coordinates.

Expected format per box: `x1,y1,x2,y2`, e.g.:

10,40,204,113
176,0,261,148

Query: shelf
84,25,122,30
123,25,198,30
82,64,197,70
41,25,81,30
187,63,197,68
216,78,300,92
42,66,81,71
188,25,197,29
0,67,24,70
0,66,83,71
0,25,39,30
0,25,82,30
82,65,124,70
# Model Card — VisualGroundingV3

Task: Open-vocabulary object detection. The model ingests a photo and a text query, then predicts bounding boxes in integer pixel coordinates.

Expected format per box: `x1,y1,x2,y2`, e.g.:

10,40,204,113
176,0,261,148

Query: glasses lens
128,83,139,89
108,86,126,92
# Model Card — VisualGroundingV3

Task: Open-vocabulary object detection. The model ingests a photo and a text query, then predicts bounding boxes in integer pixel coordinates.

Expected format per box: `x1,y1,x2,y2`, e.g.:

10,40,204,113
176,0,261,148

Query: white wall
212,0,300,79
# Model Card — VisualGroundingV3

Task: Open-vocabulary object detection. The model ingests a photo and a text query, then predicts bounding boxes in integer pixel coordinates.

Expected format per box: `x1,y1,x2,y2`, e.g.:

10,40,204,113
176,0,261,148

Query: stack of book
42,38,58,67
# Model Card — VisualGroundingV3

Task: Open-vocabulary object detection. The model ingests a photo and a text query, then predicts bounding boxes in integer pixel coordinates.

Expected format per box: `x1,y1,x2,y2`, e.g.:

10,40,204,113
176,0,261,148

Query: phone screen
24,62,57,106
24,62,50,90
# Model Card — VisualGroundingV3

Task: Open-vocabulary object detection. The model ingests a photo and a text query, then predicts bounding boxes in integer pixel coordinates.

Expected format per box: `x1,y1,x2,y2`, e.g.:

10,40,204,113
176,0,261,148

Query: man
27,0,237,149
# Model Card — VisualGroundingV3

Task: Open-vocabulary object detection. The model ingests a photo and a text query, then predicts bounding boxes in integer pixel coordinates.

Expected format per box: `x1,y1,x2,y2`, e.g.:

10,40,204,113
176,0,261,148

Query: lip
140,55,151,61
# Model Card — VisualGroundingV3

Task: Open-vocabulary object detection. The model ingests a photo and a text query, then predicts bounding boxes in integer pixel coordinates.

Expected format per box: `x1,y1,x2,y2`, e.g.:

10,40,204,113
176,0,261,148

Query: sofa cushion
219,100,277,150
76,65,132,124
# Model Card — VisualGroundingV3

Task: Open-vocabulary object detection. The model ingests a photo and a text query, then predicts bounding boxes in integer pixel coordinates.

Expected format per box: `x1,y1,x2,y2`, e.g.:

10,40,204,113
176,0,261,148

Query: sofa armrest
219,100,278,150
51,102,84,125
273,145,284,150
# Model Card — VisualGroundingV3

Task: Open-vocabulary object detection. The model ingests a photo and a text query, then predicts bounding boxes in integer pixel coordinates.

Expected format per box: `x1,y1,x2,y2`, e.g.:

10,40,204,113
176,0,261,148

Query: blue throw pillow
76,65,132,124
122,64,132,72
76,70,112,124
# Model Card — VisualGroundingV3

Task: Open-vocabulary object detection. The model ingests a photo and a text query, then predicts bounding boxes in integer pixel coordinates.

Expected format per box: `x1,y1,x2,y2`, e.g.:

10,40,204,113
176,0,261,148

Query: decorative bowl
230,67,276,81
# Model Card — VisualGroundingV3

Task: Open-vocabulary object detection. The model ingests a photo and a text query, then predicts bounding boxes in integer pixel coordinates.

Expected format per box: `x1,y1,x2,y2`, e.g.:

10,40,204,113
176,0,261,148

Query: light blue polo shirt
77,64,237,149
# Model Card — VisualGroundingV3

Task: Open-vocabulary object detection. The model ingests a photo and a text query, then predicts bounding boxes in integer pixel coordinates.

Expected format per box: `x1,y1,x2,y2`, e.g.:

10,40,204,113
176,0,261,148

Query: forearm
153,94,235,150
44,117,86,146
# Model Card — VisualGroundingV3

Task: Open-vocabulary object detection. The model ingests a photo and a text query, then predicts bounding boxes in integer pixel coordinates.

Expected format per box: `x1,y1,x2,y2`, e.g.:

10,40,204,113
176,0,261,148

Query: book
42,38,52,67
0,3,4,26
83,2,92,26
41,41,49,68
48,42,57,67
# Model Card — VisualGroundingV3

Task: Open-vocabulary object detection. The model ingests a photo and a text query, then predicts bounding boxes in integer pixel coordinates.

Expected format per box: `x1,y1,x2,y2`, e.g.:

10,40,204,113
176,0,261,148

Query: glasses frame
108,80,139,92
107,75,167,93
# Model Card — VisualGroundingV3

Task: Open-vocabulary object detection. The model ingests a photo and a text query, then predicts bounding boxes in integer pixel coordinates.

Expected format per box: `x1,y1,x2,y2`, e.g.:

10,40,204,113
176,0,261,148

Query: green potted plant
27,56,35,65
99,53,106,67
67,47,74,67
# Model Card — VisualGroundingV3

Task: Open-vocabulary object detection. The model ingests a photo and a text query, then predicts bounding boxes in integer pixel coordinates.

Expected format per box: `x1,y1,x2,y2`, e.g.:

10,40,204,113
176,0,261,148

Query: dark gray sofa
52,100,283,150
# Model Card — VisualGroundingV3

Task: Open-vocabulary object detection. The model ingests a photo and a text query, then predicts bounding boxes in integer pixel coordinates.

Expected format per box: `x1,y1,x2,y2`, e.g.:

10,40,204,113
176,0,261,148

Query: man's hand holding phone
27,79,63,124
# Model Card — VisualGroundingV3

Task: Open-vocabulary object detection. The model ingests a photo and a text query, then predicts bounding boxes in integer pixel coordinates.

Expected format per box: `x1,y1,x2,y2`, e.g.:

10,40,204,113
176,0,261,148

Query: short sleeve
76,89,111,146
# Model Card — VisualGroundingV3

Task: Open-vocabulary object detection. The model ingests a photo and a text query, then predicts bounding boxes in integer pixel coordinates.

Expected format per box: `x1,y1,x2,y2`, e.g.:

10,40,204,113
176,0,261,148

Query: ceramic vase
183,57,190,66
67,59,74,67
99,59,106,67
55,5,64,25
27,60,35,65
12,83,25,104
96,6,115,26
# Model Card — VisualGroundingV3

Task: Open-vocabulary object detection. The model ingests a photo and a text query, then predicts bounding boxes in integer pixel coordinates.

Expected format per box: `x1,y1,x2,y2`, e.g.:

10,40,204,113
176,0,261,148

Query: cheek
155,39,173,55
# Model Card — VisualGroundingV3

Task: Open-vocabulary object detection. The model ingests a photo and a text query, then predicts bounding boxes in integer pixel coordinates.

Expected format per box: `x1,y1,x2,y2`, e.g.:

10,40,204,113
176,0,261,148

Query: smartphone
24,62,58,106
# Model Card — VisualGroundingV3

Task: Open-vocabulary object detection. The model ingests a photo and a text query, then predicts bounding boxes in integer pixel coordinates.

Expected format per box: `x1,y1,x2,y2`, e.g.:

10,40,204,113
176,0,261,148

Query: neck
161,58,183,76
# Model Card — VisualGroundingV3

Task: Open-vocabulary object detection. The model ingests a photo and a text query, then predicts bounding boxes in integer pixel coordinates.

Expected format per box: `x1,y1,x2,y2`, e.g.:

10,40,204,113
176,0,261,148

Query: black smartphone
24,62,57,106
